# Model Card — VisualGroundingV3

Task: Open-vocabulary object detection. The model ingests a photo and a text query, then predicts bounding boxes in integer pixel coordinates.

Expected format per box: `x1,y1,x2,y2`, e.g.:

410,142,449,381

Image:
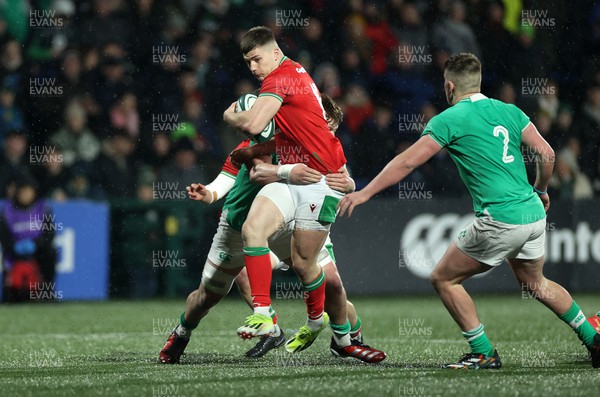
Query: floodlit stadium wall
2,198,597,301
332,198,600,295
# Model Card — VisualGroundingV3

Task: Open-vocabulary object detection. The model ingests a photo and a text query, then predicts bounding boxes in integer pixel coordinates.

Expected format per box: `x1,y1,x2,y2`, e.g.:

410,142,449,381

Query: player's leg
234,252,284,310
322,258,387,363
234,266,252,310
283,228,330,352
284,180,342,352
509,217,599,367
429,242,501,369
238,253,289,358
322,260,361,340
160,214,244,363
159,260,241,363
346,300,360,340
237,182,292,339
430,243,491,330
509,258,600,367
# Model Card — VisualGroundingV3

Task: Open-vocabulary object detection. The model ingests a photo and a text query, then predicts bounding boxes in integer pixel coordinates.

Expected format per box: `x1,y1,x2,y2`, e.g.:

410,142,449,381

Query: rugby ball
235,93,275,143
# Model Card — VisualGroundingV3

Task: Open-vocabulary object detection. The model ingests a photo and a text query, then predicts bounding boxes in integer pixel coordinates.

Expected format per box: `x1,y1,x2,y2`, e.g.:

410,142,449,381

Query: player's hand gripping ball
235,93,275,143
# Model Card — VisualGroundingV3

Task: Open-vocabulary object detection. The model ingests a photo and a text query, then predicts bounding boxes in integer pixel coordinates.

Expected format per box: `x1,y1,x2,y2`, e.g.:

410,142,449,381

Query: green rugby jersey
421,93,545,225
222,151,278,231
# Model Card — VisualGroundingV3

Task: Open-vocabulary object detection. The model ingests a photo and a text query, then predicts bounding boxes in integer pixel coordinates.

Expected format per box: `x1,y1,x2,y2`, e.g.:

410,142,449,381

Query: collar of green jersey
460,93,488,103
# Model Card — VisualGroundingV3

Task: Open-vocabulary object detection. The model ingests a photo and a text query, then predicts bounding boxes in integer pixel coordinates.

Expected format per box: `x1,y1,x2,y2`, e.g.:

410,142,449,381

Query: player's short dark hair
444,53,481,91
321,93,343,131
240,26,276,54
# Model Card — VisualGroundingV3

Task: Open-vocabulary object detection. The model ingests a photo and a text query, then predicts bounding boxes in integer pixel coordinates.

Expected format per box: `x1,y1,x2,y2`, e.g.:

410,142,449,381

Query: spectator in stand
144,132,172,175
50,100,101,169
573,84,600,190
342,11,371,74
26,0,77,63
343,83,374,137
353,103,397,186
378,43,435,117
391,1,428,50
432,0,481,58
92,128,139,198
0,84,24,142
364,1,399,76
80,0,133,51
91,54,134,136
65,165,105,200
497,82,517,104
0,39,25,103
182,96,220,158
0,130,29,198
157,137,206,193
550,104,575,149
537,79,561,122
57,51,87,111
476,0,512,88
179,67,202,103
33,147,70,201
110,91,140,139
188,34,214,93
0,17,13,48
554,137,594,200
314,62,342,100
298,18,331,67
338,47,368,86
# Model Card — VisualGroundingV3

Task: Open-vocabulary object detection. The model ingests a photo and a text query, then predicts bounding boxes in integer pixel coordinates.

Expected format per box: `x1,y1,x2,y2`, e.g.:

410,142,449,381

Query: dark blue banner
1,200,109,301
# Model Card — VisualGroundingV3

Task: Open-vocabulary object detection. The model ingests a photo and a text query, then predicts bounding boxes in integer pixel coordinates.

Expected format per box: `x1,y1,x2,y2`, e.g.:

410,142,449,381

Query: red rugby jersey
259,57,346,174
221,139,251,177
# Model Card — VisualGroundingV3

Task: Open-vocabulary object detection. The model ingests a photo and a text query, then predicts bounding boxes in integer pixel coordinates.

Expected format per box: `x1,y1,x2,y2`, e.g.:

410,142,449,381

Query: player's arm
338,135,442,217
188,141,246,204
230,139,276,168
249,162,323,185
521,122,555,211
187,172,236,204
223,96,281,137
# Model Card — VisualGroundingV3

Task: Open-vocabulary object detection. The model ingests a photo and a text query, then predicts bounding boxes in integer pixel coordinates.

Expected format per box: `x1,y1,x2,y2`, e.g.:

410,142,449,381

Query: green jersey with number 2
421,93,545,225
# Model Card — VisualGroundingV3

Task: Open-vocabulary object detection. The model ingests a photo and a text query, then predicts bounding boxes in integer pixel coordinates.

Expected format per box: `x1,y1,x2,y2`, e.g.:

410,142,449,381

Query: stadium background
0,0,599,301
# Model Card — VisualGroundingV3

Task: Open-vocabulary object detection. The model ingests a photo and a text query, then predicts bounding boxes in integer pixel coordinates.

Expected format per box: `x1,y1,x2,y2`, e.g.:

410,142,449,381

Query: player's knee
187,285,219,311
241,219,266,244
429,270,444,291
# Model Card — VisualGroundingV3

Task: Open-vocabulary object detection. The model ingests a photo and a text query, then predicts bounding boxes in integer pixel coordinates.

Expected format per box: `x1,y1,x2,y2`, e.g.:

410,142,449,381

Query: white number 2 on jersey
493,126,514,164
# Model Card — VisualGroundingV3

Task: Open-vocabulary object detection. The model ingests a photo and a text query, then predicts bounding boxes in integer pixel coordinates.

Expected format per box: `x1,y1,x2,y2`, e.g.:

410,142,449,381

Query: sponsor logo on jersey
309,204,317,212
219,252,232,262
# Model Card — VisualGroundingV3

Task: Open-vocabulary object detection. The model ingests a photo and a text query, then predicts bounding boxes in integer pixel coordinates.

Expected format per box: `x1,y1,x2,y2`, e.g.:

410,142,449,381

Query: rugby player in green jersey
339,53,600,369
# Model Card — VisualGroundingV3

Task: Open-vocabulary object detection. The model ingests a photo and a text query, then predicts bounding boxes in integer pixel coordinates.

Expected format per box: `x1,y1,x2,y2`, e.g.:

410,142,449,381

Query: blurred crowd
1,0,600,201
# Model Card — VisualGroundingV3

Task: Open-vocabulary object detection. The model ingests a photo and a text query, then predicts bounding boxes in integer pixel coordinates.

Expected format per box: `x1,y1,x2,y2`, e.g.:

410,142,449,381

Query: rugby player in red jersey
223,26,384,361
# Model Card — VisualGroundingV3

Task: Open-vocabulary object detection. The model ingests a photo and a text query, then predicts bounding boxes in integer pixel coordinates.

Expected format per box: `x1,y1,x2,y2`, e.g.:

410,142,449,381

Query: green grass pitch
1,295,599,396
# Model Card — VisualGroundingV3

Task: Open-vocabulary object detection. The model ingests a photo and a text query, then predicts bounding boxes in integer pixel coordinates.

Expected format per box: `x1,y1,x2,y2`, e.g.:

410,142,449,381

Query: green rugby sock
350,316,362,338
330,321,351,347
176,311,198,338
558,301,597,347
462,324,494,356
